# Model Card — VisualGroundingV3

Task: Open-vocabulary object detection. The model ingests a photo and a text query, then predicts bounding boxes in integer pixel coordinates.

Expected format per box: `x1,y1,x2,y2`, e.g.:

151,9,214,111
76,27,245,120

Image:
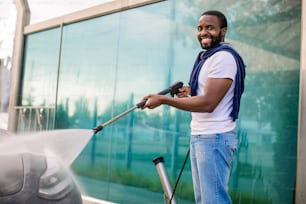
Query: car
0,129,83,204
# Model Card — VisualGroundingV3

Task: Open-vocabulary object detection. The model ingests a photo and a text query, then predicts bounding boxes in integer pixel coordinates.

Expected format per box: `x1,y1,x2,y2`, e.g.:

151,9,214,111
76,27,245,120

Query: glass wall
20,0,301,203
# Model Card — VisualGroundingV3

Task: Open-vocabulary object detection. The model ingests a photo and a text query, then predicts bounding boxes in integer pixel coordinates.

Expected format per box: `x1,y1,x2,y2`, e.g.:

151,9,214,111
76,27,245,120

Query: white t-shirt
190,51,237,135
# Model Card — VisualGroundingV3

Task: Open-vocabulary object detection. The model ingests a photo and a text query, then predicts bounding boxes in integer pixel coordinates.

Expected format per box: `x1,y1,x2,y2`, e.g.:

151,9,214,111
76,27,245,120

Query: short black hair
201,10,227,28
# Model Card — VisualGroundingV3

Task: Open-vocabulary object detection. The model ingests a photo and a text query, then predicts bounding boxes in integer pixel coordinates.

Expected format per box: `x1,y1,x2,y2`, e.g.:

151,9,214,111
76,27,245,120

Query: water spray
93,81,183,134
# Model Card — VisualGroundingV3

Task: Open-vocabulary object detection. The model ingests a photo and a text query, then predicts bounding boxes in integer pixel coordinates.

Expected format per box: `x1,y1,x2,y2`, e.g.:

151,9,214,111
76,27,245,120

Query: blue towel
188,43,246,120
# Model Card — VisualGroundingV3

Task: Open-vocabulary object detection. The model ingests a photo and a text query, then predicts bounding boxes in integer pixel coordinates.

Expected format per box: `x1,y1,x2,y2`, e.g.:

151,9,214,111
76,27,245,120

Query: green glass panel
21,28,60,106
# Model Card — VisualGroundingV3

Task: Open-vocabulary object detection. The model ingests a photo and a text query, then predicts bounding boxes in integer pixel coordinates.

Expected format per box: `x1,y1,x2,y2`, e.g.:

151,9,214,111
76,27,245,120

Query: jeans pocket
224,136,238,165
227,137,238,152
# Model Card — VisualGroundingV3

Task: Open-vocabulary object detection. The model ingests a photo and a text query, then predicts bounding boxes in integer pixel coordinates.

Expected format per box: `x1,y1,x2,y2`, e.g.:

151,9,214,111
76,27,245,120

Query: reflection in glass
21,28,60,106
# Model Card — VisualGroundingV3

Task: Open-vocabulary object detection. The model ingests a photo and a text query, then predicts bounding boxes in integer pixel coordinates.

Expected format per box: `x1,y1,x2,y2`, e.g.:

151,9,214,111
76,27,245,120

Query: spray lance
93,81,183,134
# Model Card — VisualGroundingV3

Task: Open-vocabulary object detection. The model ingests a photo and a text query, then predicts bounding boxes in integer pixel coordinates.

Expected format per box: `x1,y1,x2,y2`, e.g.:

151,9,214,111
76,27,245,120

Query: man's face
197,15,226,49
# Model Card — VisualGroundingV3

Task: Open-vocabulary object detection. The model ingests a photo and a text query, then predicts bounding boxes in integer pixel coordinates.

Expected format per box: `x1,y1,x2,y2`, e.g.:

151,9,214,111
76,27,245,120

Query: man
142,10,245,204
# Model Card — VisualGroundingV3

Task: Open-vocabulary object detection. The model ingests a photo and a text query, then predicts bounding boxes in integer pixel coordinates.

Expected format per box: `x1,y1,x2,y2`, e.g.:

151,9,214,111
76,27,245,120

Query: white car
0,129,83,204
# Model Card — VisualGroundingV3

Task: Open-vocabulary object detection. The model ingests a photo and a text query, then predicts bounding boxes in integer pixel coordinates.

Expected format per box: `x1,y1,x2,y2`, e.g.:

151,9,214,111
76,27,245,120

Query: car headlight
38,153,75,200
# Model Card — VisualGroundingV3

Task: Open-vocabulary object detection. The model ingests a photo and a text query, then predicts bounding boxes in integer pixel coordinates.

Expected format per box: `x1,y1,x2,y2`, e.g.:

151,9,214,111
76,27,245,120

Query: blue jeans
190,130,238,204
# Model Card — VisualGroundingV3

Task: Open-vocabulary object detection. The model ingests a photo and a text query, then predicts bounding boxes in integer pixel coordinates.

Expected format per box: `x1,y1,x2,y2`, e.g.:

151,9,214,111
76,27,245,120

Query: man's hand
141,94,164,109
176,86,190,98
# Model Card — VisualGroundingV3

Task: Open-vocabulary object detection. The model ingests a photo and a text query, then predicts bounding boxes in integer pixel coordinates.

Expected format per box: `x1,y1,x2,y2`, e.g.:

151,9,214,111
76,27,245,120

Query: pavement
77,176,194,204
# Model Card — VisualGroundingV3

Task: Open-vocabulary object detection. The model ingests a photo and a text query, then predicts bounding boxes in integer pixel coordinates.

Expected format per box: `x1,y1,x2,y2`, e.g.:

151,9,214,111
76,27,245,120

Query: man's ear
221,27,227,37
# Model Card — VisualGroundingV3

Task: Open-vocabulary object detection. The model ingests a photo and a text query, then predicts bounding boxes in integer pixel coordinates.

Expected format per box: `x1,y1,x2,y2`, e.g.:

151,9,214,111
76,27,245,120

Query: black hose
169,148,190,204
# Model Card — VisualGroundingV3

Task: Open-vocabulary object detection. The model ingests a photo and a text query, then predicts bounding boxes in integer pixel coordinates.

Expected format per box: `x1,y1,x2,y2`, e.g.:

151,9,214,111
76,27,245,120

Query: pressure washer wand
93,81,183,134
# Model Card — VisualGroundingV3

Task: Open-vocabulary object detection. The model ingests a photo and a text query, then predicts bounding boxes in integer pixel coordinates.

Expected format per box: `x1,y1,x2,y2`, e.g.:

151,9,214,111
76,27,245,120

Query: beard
200,32,222,50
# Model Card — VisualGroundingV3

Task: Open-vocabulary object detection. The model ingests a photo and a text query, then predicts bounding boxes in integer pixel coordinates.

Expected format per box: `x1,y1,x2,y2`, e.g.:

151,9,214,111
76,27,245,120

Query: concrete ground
77,176,194,204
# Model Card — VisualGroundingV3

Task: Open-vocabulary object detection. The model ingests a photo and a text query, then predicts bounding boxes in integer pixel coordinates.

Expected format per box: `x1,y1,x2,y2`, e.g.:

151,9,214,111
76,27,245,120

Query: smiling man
142,10,246,204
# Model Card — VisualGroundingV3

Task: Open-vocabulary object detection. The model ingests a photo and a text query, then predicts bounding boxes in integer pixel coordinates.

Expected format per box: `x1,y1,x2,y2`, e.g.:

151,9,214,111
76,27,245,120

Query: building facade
8,0,306,203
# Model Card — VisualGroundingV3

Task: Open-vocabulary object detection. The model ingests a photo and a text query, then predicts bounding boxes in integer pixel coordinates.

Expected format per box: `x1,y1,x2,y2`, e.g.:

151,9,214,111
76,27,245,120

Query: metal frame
8,0,30,132
14,105,55,132
23,0,165,35
295,0,306,203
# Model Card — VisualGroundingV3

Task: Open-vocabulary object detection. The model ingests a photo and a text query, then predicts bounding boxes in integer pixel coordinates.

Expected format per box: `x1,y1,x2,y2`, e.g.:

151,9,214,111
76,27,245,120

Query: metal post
153,157,177,204
8,0,30,132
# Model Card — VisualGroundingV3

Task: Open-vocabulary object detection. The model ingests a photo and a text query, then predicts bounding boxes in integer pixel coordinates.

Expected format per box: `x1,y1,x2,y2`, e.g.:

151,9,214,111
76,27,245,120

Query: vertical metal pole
126,93,134,169
153,157,177,204
296,0,306,202
91,98,97,166
53,23,64,129
8,0,30,132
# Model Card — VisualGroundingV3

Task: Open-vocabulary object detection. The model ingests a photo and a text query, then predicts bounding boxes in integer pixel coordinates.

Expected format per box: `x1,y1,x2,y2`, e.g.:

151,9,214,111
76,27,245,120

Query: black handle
159,81,184,96
136,81,183,108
